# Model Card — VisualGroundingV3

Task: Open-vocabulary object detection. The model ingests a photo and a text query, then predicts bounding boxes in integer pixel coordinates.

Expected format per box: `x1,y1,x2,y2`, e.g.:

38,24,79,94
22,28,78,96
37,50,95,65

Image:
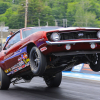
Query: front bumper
46,40,100,45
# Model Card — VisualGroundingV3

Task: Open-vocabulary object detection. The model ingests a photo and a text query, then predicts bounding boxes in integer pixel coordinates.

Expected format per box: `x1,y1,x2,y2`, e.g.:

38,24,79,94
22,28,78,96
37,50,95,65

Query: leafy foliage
0,2,10,14
0,0,100,28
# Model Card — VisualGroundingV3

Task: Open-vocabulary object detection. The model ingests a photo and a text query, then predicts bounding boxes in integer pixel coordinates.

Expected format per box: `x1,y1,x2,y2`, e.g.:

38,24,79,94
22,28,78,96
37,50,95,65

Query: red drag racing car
0,26,100,89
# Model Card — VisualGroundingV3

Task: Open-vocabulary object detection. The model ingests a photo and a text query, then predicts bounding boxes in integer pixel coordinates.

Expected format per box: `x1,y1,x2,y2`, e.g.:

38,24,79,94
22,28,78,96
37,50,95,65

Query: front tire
29,46,46,76
90,54,100,71
44,72,62,87
0,68,10,90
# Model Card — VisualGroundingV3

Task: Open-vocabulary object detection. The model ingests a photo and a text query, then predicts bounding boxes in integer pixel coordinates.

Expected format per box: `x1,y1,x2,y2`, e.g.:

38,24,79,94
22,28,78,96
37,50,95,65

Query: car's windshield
22,26,62,39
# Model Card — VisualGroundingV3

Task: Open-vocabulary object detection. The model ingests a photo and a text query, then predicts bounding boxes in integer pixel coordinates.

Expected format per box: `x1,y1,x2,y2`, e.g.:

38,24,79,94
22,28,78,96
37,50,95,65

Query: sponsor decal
18,57,23,62
7,72,11,76
21,53,28,59
11,65,19,70
26,62,30,66
5,54,30,76
18,61,24,66
23,53,28,59
82,64,92,71
23,58,30,64
13,49,22,56
72,64,84,72
11,71,14,74
18,66,22,70
2,47,27,64
5,70,9,73
40,47,47,52
5,68,11,73
14,69,18,73
22,65,25,68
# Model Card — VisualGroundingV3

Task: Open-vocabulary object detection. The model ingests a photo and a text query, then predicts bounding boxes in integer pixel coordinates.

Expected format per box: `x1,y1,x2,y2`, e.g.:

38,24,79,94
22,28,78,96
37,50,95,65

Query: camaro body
0,26,100,77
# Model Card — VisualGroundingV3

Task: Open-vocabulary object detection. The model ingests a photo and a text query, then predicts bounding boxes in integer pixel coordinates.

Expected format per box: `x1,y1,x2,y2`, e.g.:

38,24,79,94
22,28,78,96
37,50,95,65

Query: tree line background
0,0,100,29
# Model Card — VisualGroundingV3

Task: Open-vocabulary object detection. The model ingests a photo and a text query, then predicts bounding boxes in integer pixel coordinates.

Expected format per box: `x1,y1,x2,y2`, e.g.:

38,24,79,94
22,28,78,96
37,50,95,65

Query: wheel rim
32,51,40,71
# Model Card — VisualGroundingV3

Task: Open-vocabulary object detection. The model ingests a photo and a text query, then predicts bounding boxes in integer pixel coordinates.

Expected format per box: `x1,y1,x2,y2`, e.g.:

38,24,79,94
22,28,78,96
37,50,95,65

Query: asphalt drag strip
0,76,100,100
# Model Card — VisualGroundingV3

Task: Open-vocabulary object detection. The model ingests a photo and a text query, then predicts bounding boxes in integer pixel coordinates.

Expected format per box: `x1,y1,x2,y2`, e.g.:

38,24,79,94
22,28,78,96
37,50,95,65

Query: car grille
61,31,98,40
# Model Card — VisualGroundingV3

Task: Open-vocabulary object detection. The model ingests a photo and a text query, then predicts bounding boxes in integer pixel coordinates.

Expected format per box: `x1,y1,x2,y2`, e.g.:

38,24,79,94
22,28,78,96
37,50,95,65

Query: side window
6,32,20,49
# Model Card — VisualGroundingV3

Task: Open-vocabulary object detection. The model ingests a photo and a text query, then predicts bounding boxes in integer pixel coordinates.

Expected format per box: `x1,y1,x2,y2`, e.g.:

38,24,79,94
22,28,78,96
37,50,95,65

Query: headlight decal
50,32,60,41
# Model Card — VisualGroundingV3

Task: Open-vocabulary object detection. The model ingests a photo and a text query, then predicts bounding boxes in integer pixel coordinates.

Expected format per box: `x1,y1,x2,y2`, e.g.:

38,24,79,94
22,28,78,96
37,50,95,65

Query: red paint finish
0,27,100,77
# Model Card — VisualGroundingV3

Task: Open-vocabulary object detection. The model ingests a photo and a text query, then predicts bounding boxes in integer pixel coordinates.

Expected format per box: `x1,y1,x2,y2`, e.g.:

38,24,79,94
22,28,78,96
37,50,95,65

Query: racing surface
0,76,100,100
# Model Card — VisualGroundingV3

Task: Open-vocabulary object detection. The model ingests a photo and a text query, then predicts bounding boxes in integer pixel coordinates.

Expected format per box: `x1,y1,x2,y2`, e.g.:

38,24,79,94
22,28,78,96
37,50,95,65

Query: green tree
40,6,54,26
67,0,100,27
1,0,100,28
66,2,77,26
27,0,54,26
0,2,10,14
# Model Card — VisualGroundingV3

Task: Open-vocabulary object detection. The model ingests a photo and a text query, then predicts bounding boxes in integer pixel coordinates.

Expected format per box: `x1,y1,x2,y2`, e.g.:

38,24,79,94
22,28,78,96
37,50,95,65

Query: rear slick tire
0,68,10,90
44,72,62,87
29,46,46,76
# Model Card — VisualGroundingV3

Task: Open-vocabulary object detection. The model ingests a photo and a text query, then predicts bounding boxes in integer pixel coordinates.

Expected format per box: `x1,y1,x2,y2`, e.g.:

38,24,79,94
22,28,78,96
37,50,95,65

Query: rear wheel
0,67,10,90
44,72,62,87
90,54,100,71
29,46,46,76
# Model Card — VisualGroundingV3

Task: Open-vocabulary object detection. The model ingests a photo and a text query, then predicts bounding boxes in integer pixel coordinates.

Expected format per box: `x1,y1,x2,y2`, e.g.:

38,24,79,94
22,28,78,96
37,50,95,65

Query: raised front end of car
41,27,100,74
